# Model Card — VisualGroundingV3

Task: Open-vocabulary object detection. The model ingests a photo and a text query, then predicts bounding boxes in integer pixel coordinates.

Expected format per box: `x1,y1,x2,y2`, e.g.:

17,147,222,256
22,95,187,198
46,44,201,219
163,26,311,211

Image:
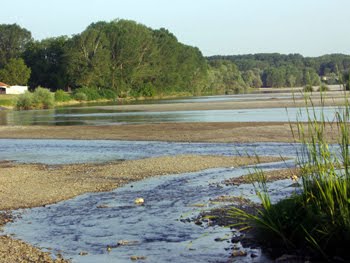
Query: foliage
74,92,87,102
230,96,350,261
54,89,71,102
73,87,101,101
209,53,345,88
23,37,69,91
343,71,350,91
16,87,54,110
303,85,314,92
0,23,32,68
32,86,55,109
207,60,247,94
15,91,33,110
0,58,31,85
317,83,329,92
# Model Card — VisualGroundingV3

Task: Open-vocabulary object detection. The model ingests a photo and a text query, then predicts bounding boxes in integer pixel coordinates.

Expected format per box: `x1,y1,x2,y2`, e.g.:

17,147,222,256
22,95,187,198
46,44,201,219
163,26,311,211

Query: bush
16,91,33,110
55,90,71,102
74,92,87,102
73,87,101,101
303,85,313,92
32,87,55,109
98,88,117,100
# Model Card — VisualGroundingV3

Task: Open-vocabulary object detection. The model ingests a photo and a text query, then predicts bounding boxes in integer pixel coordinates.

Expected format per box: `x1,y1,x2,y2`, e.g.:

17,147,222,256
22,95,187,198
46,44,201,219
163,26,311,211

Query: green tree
23,37,69,91
0,24,32,68
66,22,111,89
0,58,31,85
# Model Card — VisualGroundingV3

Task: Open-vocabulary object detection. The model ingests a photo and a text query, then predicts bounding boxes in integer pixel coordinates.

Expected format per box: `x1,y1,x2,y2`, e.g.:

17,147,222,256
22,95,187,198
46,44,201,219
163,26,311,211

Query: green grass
230,92,350,261
0,94,18,107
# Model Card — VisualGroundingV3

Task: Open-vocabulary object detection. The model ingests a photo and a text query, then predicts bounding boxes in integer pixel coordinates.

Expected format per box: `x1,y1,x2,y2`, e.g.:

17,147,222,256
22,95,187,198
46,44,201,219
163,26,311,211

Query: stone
134,198,144,205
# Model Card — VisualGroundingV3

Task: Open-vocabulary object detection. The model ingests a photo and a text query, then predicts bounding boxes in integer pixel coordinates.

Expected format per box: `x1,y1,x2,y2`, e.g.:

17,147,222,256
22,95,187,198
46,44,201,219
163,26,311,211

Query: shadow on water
1,140,301,262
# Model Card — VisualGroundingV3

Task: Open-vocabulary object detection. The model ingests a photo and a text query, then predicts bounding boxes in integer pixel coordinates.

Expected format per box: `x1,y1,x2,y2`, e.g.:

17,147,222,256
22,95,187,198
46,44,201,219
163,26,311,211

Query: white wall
6,86,28,95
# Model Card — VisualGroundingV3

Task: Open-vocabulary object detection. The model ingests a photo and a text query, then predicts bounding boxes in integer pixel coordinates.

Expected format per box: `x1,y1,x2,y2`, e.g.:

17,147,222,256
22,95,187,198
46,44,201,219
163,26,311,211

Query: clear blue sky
1,0,349,56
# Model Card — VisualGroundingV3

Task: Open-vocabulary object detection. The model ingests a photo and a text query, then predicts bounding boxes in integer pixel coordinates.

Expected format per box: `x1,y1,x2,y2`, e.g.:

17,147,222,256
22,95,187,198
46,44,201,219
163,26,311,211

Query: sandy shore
0,154,281,262
0,121,341,143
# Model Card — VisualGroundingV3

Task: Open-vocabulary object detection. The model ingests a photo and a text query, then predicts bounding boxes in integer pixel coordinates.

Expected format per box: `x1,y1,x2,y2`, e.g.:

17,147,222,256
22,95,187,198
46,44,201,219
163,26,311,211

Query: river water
0,106,342,125
2,139,300,262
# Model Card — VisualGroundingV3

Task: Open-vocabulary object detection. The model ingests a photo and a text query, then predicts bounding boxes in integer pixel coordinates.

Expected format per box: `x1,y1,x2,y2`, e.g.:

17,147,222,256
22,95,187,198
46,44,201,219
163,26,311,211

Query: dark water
0,106,341,126
1,140,299,262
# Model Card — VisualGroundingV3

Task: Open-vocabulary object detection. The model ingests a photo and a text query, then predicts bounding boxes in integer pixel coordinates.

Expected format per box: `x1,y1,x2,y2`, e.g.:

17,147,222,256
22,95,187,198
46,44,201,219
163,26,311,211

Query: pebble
134,198,144,205
130,255,146,260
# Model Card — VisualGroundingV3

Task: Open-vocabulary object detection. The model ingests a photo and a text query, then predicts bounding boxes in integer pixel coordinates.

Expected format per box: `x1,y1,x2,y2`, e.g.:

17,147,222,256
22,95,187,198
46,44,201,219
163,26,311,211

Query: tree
0,24,32,68
23,37,69,90
0,58,31,85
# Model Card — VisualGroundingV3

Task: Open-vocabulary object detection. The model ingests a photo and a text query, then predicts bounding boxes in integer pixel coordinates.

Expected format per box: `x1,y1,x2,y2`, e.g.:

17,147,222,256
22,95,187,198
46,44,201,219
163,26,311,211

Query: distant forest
1,20,350,98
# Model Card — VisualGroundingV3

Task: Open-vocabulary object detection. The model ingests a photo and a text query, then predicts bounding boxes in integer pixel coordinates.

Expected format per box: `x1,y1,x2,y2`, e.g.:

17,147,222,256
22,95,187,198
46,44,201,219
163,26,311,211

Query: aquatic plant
230,92,350,261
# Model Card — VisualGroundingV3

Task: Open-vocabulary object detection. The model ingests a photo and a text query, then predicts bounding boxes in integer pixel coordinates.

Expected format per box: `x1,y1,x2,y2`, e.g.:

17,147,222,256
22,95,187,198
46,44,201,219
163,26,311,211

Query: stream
1,140,300,262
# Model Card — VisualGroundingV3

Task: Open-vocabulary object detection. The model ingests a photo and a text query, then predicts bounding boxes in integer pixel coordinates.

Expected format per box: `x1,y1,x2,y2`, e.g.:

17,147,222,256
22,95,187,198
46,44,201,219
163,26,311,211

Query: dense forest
209,53,350,88
1,21,350,99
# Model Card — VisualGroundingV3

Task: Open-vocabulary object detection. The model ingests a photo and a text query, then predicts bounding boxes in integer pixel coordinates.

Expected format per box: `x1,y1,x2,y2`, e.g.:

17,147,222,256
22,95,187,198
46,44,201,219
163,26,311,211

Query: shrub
16,91,33,110
303,85,313,92
74,92,87,102
55,90,71,102
32,87,55,109
317,83,329,92
74,87,101,101
98,88,117,100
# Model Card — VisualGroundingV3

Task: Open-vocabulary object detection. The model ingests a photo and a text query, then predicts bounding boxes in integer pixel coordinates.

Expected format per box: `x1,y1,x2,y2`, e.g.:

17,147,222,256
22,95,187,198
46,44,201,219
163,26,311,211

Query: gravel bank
0,154,281,263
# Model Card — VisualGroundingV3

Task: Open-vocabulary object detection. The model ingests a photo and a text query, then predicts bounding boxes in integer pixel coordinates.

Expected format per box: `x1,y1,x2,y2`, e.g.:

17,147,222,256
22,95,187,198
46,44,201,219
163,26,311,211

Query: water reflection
0,106,342,126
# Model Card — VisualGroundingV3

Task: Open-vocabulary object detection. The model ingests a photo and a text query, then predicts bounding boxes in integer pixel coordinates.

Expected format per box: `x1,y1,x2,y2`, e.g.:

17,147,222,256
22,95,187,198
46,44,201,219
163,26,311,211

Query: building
0,82,28,94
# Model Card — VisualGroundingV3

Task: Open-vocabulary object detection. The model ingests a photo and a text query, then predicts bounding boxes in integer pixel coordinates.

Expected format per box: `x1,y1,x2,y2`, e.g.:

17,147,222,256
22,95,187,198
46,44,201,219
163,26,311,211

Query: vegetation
230,96,350,261
54,89,71,102
1,21,349,102
16,87,54,110
208,53,349,88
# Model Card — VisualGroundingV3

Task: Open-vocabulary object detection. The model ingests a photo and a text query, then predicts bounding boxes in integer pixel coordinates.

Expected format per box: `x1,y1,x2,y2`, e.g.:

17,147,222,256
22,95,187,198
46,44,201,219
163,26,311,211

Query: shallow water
5,162,294,263
1,140,300,262
0,139,298,164
0,106,342,125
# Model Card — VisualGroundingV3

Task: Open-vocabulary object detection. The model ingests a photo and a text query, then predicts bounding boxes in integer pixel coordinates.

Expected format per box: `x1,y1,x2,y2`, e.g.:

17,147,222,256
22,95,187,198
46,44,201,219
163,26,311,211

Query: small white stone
134,198,144,205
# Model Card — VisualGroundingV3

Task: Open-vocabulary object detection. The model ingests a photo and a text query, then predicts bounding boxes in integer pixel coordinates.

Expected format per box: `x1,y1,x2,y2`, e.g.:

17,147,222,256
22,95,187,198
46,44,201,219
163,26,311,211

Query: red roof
0,82,9,87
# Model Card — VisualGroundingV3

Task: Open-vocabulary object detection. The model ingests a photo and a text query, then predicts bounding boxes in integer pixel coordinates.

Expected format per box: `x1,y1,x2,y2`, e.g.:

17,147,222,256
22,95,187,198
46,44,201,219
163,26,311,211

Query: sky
1,0,349,57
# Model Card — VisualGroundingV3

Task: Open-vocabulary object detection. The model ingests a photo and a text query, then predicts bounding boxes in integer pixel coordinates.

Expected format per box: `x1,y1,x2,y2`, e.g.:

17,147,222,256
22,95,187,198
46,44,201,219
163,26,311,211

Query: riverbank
0,154,281,262
0,122,339,142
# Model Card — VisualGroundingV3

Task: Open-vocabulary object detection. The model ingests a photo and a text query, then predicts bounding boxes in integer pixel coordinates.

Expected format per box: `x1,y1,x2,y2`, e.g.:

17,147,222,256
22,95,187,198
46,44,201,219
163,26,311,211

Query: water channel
2,139,300,262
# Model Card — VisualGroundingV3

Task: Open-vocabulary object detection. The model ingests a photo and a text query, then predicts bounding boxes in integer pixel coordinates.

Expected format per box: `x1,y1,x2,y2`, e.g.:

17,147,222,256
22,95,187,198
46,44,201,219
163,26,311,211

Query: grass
0,94,18,107
229,91,350,261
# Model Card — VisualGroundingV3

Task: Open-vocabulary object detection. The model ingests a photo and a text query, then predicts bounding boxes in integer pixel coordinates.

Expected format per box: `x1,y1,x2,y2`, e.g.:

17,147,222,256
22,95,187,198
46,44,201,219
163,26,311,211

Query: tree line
209,53,350,88
1,21,350,99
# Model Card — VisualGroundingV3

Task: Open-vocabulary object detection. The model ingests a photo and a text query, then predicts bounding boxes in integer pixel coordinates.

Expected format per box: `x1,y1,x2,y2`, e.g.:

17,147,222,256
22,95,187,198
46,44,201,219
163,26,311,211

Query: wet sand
0,121,340,143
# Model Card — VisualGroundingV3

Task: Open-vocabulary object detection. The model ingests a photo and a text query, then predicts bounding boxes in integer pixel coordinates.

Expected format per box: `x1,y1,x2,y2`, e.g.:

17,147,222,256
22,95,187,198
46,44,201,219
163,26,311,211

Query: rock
232,250,247,257
79,251,88,256
130,255,146,260
117,240,139,246
275,254,300,262
134,198,144,205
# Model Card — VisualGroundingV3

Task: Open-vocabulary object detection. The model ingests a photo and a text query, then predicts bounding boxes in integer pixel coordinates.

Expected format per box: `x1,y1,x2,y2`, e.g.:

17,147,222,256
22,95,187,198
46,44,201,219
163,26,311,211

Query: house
0,82,9,94
0,82,28,94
